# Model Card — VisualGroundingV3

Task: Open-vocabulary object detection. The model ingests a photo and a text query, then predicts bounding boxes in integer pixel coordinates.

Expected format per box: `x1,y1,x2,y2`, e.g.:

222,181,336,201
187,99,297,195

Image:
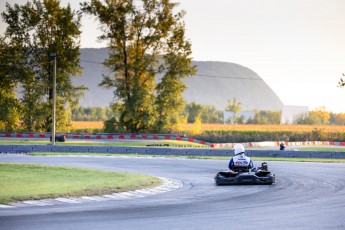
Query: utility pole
50,53,57,145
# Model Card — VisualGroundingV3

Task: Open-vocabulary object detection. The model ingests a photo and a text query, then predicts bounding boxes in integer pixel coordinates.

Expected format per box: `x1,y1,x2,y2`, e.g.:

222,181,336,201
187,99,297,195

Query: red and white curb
210,141,345,148
0,177,182,209
0,133,210,145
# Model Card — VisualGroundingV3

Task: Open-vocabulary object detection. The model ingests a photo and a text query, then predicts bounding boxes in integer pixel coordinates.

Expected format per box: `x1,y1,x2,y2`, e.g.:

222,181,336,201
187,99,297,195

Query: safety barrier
1,132,344,149
0,145,345,159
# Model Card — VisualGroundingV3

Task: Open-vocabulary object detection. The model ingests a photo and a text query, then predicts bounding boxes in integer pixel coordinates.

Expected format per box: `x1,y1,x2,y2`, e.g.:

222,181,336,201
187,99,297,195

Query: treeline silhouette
72,104,345,126
71,106,115,121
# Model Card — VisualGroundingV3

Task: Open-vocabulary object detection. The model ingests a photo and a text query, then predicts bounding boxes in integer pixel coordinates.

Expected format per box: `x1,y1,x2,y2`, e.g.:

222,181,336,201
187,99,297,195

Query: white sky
1,0,345,112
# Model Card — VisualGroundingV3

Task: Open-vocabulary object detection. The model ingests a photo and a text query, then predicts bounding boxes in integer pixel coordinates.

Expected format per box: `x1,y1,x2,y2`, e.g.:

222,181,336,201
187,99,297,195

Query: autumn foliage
71,121,345,143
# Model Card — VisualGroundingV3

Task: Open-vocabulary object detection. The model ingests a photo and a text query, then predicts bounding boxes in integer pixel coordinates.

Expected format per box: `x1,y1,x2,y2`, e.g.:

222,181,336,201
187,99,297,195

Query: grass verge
28,152,345,163
0,139,206,147
0,163,162,205
293,146,345,151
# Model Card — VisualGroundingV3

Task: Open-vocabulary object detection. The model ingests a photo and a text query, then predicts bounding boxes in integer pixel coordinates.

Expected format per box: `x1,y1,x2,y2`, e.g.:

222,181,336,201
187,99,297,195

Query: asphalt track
1,154,345,230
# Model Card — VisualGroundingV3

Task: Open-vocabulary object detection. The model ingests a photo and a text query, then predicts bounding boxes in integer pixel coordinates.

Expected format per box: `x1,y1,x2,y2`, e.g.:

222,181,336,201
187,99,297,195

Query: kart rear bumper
215,172,275,185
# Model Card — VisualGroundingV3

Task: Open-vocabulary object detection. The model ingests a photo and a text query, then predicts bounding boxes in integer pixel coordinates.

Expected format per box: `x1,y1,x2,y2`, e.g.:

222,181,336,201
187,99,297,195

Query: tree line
294,107,345,125
0,0,195,133
185,104,345,125
72,104,345,126
71,107,115,121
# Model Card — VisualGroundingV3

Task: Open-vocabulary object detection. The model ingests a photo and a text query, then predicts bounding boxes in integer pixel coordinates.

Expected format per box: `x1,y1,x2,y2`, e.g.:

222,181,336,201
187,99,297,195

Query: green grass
0,139,206,147
27,152,345,163
292,146,345,152
0,163,162,205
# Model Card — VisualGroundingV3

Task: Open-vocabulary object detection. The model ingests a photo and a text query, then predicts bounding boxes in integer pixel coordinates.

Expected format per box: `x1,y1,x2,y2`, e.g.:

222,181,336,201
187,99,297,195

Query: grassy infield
1,139,345,205
0,163,160,205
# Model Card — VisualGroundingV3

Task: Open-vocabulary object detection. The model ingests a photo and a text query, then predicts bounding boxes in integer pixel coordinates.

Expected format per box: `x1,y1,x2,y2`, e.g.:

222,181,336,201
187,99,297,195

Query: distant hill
74,48,283,111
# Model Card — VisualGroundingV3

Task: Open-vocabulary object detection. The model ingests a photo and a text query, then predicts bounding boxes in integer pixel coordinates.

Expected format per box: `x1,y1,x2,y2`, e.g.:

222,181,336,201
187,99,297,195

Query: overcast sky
1,0,345,112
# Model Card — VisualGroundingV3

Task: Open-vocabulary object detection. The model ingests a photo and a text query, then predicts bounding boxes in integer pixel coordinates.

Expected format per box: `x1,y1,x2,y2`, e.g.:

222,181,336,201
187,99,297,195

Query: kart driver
228,143,254,172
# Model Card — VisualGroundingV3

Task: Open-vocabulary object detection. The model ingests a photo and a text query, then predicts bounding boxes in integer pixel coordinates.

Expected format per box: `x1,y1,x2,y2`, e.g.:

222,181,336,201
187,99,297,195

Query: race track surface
0,154,345,230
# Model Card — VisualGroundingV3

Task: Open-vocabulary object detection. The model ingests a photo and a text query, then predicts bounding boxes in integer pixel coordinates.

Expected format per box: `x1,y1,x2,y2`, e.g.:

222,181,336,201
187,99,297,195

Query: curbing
0,177,183,209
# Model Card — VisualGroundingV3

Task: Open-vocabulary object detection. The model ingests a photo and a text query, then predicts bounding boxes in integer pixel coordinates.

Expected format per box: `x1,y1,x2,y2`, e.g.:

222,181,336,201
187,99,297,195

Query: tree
155,15,196,131
312,106,330,125
0,81,21,131
294,107,330,125
1,0,86,132
330,112,345,125
71,106,115,121
0,37,22,131
185,102,203,123
81,0,195,133
294,112,319,125
248,110,281,124
183,103,224,124
191,116,202,135
200,105,223,124
225,98,241,124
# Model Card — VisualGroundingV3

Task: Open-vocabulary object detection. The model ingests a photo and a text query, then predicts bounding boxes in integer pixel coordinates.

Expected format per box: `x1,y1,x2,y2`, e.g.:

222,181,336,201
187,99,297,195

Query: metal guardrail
1,145,345,159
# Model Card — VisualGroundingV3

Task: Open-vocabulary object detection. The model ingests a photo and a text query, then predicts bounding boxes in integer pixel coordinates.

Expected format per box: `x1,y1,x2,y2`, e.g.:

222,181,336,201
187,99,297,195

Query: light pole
49,53,57,145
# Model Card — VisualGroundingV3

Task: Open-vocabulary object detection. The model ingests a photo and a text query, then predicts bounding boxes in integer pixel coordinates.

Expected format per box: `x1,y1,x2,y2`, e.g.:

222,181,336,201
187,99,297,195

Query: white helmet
234,143,245,155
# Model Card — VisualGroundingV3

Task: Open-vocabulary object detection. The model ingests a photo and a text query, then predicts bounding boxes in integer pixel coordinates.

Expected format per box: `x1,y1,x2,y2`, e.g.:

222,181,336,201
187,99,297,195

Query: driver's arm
228,158,234,170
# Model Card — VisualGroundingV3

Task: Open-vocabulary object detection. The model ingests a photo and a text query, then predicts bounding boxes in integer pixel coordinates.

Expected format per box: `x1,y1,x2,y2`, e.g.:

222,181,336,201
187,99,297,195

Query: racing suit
228,153,254,171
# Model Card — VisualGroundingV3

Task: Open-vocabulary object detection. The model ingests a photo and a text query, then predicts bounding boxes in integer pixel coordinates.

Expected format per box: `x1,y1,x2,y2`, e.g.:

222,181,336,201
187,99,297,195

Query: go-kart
215,162,275,185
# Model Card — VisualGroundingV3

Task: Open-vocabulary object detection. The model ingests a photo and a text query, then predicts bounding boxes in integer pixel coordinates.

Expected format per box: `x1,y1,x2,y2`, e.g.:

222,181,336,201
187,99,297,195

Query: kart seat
217,171,238,178
231,166,251,173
